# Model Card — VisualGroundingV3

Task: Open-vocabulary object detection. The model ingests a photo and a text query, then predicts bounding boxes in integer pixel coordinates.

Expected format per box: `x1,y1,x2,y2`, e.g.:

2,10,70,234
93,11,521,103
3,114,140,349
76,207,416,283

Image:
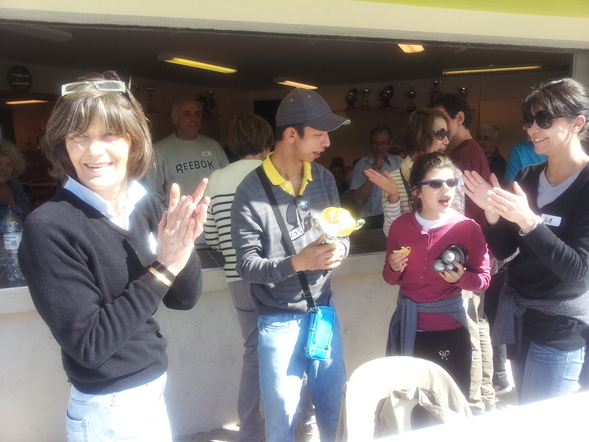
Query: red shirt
450,139,491,229
384,210,491,331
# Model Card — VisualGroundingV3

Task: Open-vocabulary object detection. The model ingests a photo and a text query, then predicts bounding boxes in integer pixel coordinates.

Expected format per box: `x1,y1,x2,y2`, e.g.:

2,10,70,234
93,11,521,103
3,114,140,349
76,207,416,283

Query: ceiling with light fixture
0,22,575,95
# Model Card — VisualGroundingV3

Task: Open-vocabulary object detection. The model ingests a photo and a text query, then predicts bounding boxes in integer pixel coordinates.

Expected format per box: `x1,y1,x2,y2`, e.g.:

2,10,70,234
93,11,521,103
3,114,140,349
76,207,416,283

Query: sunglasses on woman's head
522,110,562,129
432,128,450,141
61,80,127,97
417,178,460,189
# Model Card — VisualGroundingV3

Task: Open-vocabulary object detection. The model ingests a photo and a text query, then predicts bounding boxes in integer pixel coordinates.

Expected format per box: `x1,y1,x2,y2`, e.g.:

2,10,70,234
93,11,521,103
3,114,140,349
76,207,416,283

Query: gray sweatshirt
231,162,348,316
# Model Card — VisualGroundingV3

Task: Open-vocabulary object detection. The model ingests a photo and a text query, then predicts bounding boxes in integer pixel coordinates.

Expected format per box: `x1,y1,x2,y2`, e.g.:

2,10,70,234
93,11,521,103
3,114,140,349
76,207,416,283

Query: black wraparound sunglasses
522,110,562,129
432,128,451,141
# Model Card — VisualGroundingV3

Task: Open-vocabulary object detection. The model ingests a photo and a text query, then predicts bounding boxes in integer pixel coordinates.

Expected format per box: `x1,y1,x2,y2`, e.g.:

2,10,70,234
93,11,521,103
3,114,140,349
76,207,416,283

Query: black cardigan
485,162,589,350
19,188,203,394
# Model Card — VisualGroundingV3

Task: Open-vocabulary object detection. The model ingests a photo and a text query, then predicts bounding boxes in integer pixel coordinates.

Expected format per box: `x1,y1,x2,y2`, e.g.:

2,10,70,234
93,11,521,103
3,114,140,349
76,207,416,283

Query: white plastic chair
336,356,472,441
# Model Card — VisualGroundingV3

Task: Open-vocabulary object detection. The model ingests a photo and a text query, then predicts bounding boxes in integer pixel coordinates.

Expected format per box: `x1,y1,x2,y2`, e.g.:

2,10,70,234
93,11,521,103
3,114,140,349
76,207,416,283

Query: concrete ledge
1,251,387,315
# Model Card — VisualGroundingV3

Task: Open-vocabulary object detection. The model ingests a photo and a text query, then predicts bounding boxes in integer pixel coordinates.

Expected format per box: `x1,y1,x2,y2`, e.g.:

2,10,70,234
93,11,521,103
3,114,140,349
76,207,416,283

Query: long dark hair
522,77,589,144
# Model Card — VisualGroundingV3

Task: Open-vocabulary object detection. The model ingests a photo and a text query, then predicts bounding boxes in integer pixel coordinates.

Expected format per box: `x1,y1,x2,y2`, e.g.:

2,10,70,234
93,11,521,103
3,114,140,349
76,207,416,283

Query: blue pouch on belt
305,305,336,360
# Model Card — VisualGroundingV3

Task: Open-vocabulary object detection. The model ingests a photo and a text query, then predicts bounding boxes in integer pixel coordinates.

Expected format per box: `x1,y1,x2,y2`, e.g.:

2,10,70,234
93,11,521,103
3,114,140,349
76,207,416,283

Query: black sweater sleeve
19,193,202,372
162,250,202,310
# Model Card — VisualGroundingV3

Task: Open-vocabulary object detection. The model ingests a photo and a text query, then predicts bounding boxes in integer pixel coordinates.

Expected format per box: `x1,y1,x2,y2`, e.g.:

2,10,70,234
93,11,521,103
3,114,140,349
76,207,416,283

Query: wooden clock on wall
7,65,32,93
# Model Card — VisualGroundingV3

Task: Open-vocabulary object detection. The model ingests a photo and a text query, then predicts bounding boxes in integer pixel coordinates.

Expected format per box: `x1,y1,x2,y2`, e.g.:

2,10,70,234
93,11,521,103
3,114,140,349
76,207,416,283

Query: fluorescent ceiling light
274,78,318,90
0,24,72,42
5,100,49,105
443,64,542,75
398,44,424,53
157,54,236,74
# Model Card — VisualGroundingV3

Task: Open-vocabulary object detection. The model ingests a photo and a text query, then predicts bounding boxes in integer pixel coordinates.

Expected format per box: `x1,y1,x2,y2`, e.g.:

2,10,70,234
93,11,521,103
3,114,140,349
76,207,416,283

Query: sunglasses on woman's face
433,128,450,141
522,110,562,129
417,178,460,189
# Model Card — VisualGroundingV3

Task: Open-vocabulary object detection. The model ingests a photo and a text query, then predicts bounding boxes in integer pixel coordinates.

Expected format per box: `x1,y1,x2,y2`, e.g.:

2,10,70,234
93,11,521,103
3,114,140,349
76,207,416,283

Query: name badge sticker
202,150,212,157
541,214,561,227
289,227,305,241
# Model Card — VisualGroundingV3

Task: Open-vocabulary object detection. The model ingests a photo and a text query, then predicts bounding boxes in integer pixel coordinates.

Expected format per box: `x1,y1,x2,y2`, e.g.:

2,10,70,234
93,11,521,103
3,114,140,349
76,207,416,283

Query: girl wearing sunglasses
365,108,464,237
462,77,589,405
384,152,491,395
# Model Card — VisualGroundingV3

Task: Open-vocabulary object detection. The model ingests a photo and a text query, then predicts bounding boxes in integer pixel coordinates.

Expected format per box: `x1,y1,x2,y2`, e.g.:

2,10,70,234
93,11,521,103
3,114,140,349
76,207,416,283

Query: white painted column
572,53,589,87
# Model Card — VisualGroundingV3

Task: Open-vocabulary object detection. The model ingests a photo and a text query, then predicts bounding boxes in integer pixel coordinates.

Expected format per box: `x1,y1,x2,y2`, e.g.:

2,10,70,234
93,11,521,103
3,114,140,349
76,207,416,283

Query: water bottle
0,220,5,269
3,208,24,281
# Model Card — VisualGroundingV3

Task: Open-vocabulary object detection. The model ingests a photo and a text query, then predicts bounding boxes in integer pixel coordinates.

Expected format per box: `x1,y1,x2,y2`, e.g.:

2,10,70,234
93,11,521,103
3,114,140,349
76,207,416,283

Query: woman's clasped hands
157,179,210,275
462,170,538,229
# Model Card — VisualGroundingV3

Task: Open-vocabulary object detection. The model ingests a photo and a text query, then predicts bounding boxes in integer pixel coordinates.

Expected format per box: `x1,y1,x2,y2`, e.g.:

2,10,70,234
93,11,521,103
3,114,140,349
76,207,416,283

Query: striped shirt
204,159,263,281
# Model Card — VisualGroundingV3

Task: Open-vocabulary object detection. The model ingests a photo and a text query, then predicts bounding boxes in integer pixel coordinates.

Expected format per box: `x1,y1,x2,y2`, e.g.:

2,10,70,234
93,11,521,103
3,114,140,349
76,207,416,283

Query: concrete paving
175,420,318,442
175,387,519,441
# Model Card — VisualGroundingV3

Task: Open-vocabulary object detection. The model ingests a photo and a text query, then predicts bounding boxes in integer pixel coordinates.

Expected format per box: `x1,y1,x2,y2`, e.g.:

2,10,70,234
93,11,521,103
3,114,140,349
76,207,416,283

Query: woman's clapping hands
462,170,537,229
157,179,210,274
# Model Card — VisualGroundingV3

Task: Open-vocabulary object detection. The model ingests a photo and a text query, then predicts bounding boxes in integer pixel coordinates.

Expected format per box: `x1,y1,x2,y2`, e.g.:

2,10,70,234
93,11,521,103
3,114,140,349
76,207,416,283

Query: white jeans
66,372,172,442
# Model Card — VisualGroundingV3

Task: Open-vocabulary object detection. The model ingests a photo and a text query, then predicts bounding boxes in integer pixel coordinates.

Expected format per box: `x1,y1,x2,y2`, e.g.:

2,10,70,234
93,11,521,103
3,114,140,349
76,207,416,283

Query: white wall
2,1,588,50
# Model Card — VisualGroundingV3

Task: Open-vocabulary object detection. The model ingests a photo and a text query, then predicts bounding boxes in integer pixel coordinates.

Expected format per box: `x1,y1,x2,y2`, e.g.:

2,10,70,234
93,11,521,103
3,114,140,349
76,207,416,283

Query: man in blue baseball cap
231,88,350,442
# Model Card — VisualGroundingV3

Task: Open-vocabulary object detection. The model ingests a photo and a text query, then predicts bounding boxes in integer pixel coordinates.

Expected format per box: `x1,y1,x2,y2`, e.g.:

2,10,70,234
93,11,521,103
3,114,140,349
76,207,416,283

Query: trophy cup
311,207,364,244
379,85,395,107
197,91,216,115
405,88,418,112
429,80,442,100
207,90,216,115
361,88,371,109
143,86,155,113
345,88,358,109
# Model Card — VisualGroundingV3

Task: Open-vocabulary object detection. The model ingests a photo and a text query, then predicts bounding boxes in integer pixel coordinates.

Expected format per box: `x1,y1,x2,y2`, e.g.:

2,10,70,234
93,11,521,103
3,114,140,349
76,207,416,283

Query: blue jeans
66,373,172,442
512,341,585,405
257,305,346,442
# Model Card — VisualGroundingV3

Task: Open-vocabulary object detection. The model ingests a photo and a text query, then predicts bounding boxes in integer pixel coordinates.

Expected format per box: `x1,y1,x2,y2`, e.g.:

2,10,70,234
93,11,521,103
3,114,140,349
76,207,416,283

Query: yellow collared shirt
262,152,313,196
